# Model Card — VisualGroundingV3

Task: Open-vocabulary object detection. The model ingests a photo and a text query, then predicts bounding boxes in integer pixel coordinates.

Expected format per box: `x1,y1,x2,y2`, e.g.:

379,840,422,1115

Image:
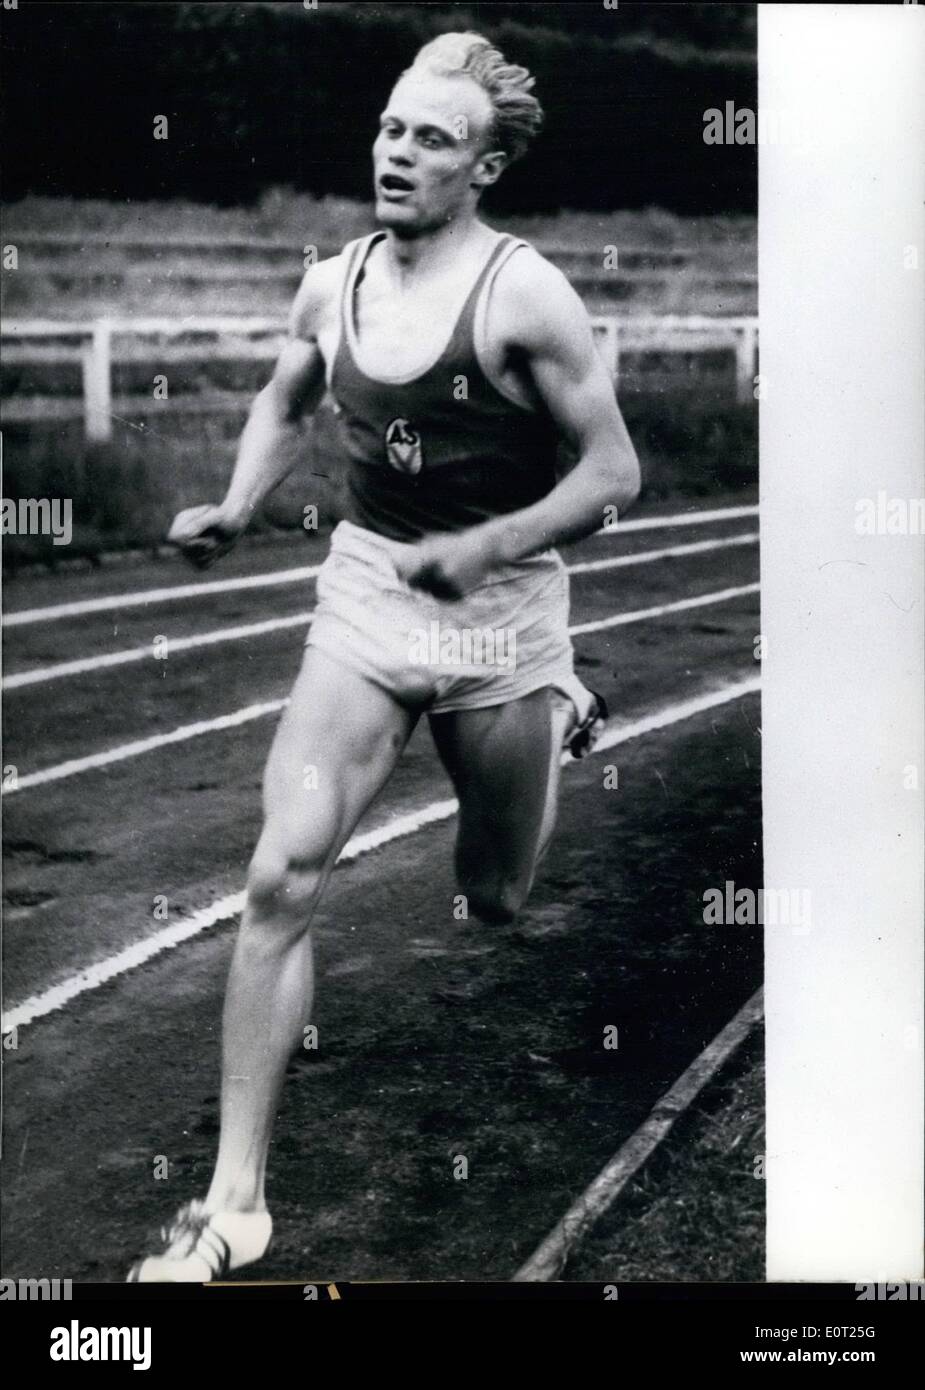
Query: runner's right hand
166,504,243,570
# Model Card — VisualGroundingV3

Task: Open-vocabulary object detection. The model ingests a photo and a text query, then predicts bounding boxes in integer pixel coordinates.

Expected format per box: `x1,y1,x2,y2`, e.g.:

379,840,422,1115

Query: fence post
83,318,112,442
735,320,758,404
593,316,619,385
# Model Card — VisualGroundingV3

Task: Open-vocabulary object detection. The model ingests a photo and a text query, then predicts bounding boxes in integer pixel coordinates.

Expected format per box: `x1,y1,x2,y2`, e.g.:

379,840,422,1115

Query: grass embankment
5,190,756,258
567,1028,765,1282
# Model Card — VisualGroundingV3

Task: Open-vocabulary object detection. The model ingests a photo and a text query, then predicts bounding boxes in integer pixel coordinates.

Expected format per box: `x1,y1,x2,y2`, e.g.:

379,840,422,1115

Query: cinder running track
1,492,762,1281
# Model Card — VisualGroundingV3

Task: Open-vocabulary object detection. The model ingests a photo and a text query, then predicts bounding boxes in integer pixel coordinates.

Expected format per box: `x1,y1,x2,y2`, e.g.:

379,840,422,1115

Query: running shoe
565,687,609,759
127,1200,272,1283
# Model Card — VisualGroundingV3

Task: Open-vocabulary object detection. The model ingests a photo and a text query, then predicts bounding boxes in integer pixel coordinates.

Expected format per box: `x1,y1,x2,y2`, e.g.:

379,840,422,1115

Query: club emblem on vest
385,417,423,474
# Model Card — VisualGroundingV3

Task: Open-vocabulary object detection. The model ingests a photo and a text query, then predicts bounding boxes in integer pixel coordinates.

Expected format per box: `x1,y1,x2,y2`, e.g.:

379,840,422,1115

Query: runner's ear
472,148,508,190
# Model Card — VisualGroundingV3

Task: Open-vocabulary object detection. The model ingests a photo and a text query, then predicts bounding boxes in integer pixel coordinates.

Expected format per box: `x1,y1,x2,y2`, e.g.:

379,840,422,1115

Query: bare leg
428,687,564,925
204,647,418,1214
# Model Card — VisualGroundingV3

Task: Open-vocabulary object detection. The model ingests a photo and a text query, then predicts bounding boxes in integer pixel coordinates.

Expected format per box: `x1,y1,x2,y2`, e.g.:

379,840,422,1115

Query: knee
460,875,526,926
245,847,326,937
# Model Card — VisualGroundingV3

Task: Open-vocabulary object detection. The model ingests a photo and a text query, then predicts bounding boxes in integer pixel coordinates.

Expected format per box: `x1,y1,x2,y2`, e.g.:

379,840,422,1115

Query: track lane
0,492,757,622
3,581,760,1006
1,501,763,1282
5,676,761,1032
2,531,757,686
0,693,762,1281
1,542,759,770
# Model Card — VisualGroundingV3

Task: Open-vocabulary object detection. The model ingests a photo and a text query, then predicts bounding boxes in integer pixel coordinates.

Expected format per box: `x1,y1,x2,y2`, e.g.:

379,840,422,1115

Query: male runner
129,31,640,1280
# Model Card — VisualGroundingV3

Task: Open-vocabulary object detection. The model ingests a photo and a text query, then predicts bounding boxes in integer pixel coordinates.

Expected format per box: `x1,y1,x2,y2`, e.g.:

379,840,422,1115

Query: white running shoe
127,1200,272,1283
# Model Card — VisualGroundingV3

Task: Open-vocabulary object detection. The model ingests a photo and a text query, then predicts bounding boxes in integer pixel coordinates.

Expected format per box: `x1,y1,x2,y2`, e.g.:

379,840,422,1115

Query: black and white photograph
1,0,921,1343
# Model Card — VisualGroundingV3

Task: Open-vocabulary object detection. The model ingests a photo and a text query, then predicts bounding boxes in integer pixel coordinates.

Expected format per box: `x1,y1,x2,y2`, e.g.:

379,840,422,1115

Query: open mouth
379,173,415,194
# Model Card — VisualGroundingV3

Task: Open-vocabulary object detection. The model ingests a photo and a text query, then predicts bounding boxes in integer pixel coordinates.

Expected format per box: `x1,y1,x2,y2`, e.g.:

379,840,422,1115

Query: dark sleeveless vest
327,230,561,542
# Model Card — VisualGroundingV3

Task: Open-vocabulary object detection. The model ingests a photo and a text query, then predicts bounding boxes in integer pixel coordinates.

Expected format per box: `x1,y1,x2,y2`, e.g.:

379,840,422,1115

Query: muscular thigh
260,647,418,867
428,687,562,887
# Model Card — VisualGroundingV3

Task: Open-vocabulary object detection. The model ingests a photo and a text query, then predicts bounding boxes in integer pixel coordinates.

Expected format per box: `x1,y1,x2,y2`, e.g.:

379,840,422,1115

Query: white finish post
83,319,112,442
735,321,758,404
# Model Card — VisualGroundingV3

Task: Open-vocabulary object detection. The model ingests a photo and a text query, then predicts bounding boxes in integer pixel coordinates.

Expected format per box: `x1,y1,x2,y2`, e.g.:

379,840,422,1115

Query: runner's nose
387,135,415,166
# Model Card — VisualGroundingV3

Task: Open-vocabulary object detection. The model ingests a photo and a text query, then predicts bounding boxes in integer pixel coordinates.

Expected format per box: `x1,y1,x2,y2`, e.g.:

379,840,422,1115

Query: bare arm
480,256,640,563
167,259,337,567
221,337,326,530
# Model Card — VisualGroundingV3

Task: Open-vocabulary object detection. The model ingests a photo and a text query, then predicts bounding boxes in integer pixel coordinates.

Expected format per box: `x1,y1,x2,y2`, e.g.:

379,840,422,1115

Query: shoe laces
159,1200,211,1257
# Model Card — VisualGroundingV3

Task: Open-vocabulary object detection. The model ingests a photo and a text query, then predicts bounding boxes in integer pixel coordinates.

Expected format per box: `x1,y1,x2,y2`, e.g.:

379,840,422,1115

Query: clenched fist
393,530,499,601
166,504,243,570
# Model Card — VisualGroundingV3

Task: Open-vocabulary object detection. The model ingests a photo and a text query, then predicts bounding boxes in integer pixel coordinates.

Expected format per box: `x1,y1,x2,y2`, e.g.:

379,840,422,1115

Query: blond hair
406,31,543,163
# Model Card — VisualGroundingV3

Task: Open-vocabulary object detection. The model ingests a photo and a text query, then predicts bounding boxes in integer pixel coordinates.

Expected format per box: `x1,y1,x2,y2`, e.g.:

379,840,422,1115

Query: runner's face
373,72,502,231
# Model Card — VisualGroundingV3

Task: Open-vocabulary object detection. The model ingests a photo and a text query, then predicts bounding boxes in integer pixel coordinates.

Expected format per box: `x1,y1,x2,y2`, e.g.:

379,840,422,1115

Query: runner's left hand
394,531,496,601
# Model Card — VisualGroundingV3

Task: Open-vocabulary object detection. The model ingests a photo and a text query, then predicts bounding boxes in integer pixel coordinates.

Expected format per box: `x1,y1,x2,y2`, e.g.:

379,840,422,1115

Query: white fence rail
1,314,759,442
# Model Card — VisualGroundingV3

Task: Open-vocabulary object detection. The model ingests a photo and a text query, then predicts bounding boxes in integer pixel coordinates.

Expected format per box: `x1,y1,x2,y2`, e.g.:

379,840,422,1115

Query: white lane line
2,676,761,1031
596,503,757,534
2,564,324,628
4,700,288,793
568,531,756,576
1,613,311,690
2,505,758,628
512,987,765,1282
591,675,759,754
2,558,760,694
571,582,759,636
3,586,761,793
